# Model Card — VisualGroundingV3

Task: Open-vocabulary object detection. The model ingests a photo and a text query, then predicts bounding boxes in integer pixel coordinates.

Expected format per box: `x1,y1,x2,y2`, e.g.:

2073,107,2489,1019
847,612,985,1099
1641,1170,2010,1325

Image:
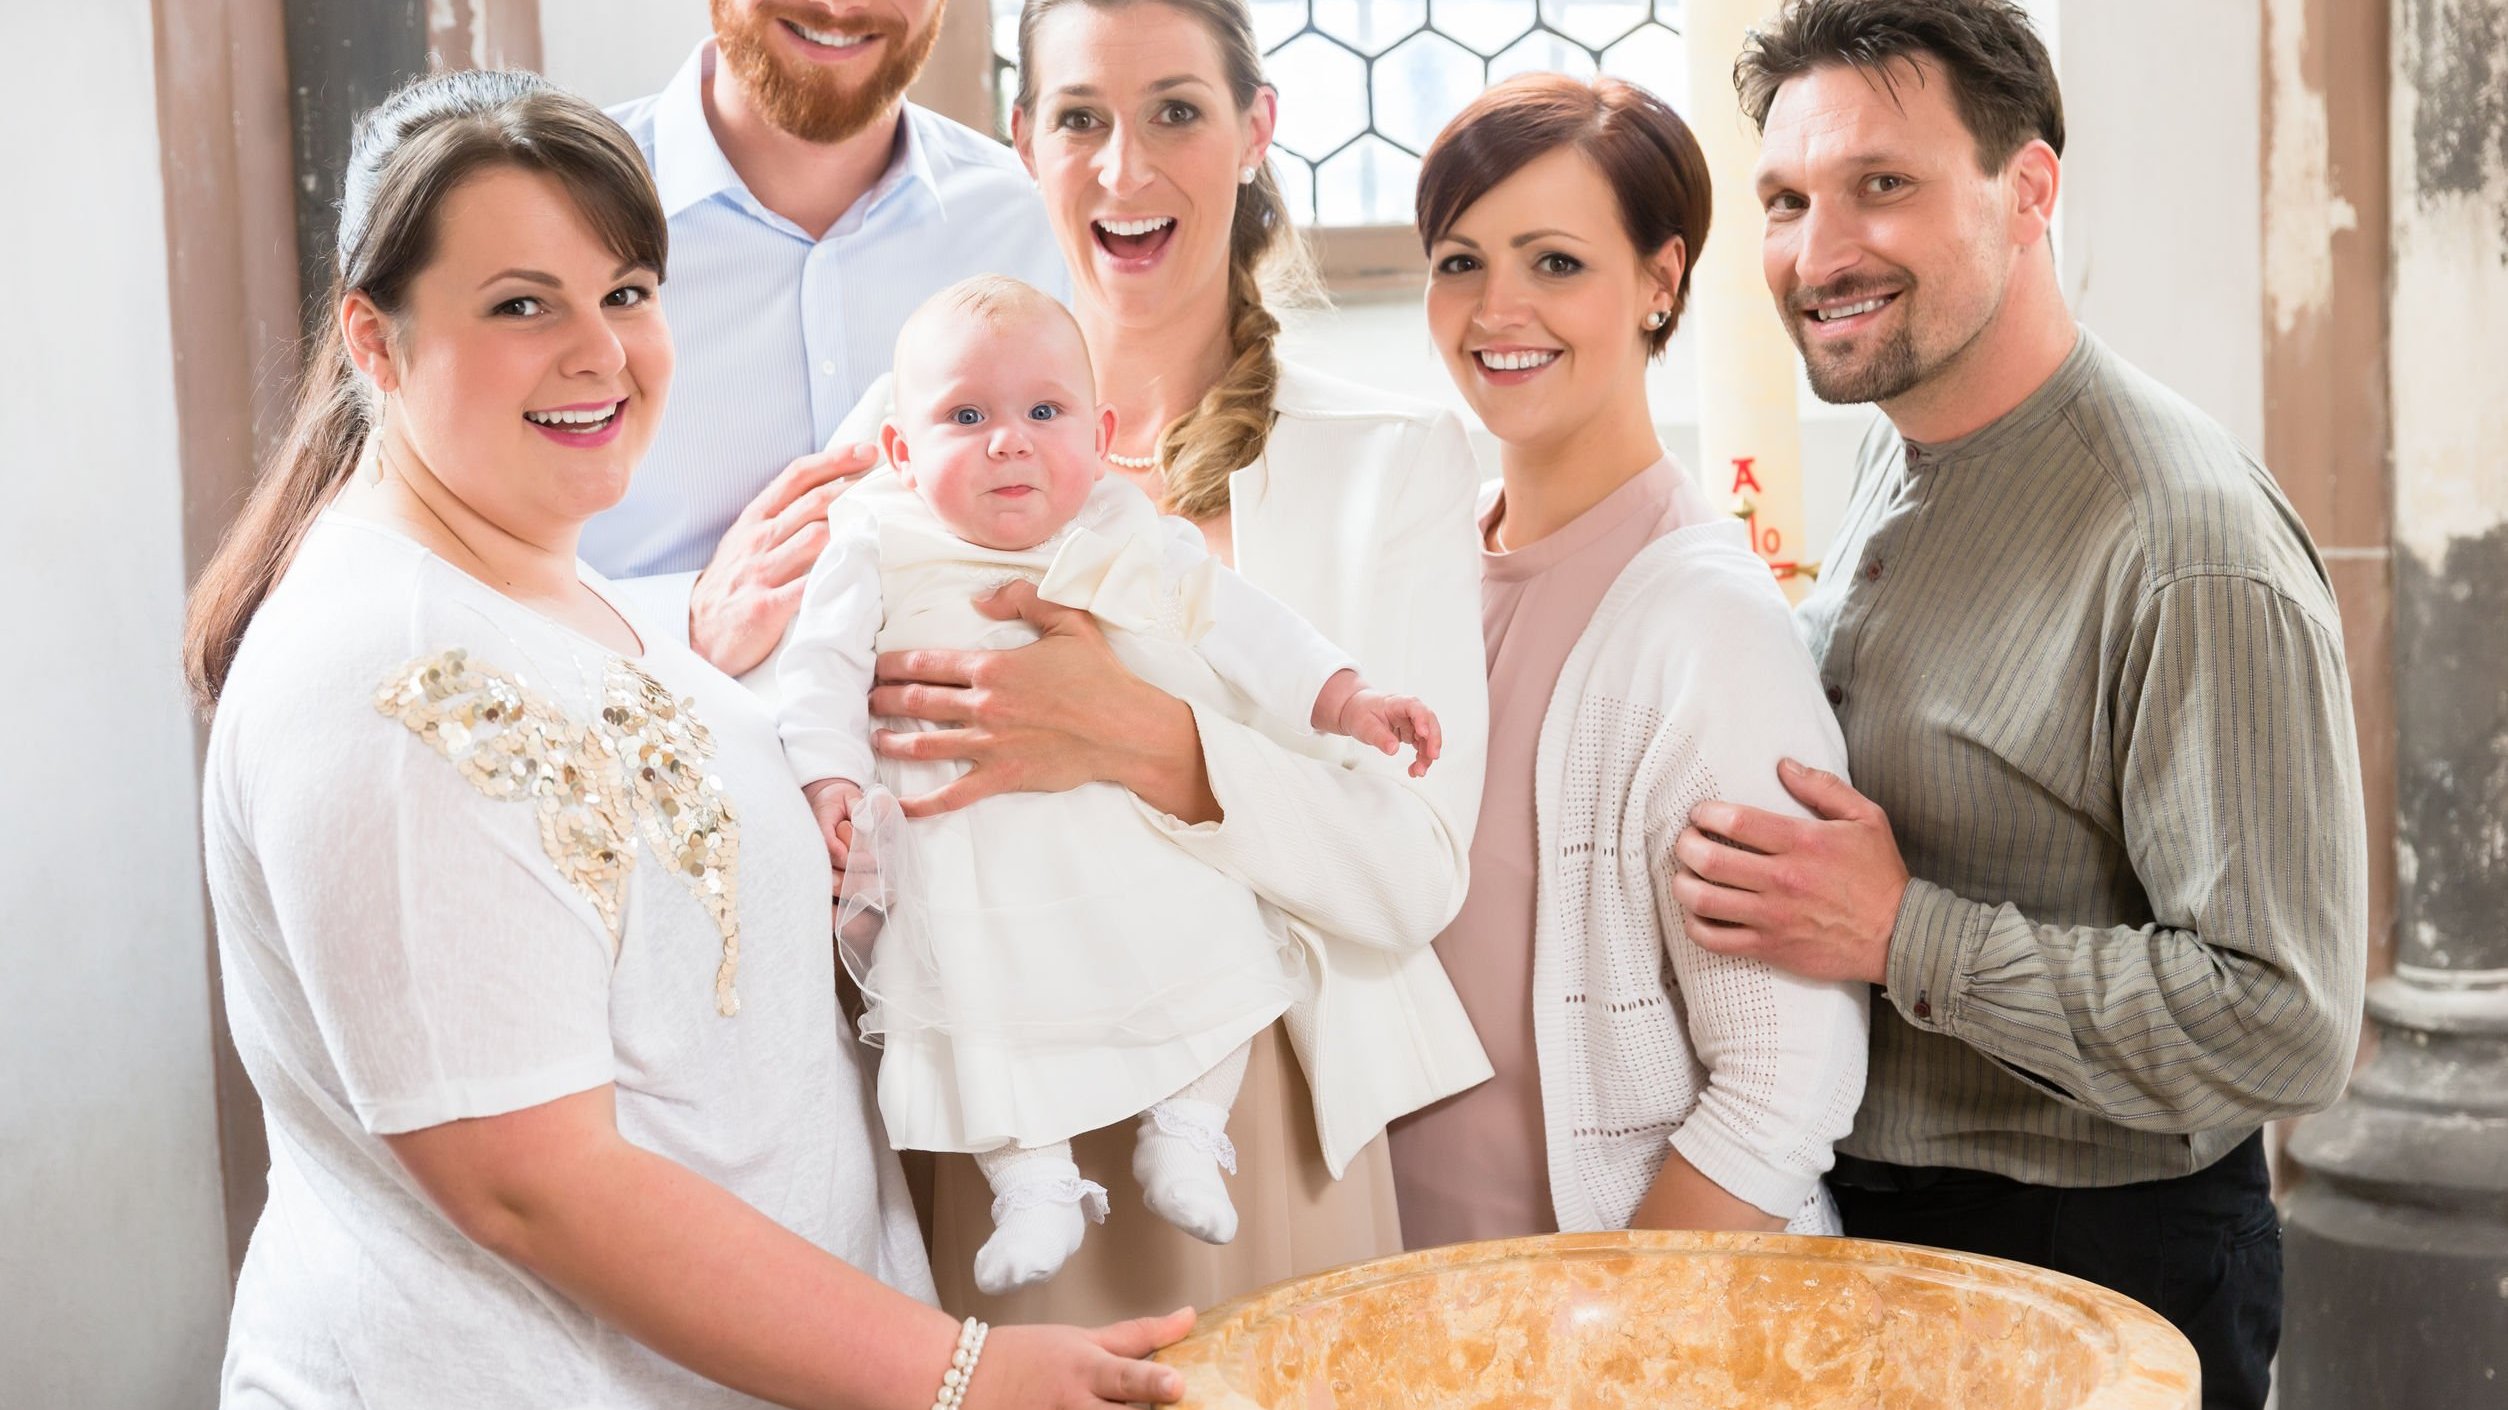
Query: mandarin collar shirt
587,42,1069,588
1796,329,2366,1187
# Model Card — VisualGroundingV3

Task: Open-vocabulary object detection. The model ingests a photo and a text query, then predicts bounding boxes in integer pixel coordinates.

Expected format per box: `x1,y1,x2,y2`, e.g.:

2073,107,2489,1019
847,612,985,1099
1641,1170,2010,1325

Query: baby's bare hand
802,778,863,867
1343,691,1443,778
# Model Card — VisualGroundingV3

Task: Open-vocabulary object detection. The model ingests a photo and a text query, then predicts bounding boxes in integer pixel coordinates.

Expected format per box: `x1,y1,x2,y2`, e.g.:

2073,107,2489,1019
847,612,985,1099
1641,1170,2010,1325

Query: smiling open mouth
1809,293,1898,323
781,18,876,51
1476,349,1559,372
524,400,625,436
1094,216,1176,261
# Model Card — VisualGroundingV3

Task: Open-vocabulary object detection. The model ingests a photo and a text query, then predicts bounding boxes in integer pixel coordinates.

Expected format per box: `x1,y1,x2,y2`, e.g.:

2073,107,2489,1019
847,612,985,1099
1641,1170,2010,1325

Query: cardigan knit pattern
1530,517,1870,1233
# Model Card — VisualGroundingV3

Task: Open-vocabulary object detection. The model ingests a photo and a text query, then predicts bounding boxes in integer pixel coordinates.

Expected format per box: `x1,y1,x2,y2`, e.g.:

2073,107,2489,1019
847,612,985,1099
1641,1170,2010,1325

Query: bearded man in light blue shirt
596,1,1068,673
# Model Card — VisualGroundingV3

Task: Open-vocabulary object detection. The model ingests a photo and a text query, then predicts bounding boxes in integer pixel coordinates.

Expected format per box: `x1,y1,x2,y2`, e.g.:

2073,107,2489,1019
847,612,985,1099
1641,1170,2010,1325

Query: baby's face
886,312,1108,551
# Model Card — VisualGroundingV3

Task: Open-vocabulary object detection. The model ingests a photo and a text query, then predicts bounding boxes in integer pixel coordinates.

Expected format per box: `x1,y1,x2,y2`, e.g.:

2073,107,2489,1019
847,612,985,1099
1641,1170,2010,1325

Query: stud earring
1239,166,1257,185
1645,309,1670,330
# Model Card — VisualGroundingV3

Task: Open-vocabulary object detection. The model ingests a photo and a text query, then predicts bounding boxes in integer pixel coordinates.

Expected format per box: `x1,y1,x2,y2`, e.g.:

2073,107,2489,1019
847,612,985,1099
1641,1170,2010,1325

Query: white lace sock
1133,1042,1252,1245
972,1142,1106,1295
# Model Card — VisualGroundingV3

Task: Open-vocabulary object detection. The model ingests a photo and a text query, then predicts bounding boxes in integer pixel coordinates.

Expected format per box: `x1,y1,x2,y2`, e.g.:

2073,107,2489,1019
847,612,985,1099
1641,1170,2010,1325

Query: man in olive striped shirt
1668,4,2368,1406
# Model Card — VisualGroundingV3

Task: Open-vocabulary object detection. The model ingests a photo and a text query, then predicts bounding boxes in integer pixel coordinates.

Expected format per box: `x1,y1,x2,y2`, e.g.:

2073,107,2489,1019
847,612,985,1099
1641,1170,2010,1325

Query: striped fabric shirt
1798,327,2368,1187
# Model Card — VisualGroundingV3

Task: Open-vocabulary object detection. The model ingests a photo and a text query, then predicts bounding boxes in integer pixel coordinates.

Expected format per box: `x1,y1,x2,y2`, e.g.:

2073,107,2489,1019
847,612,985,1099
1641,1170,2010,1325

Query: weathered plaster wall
427,0,542,71
153,0,302,1277
2266,0,2364,341
2392,0,2508,566
2261,0,2398,974
2390,0,2508,972
0,0,236,1400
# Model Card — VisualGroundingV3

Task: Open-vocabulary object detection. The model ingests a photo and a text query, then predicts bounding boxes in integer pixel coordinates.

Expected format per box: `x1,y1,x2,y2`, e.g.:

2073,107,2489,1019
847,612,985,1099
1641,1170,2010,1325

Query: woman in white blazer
867,0,1492,1322
1385,75,1869,1248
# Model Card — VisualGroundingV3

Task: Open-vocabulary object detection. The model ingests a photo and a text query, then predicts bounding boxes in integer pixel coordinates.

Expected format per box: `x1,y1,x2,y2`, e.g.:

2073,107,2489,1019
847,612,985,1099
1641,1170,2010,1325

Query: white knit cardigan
1531,516,1871,1233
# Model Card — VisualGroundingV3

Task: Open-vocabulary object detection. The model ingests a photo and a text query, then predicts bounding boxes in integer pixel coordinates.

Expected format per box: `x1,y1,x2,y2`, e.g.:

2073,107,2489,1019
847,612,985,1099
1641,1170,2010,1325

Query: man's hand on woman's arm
385,1084,1191,1410
1670,758,1908,985
1674,571,2368,1132
689,443,878,675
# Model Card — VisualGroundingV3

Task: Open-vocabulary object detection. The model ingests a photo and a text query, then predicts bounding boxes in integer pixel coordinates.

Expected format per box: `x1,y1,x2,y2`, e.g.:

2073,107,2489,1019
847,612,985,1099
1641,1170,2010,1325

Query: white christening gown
778,471,1353,1154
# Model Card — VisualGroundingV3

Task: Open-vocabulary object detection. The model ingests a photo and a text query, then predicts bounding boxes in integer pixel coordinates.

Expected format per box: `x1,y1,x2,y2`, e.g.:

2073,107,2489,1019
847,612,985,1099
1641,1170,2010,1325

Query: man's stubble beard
1794,263,2006,409
713,0,946,145
1800,314,1926,406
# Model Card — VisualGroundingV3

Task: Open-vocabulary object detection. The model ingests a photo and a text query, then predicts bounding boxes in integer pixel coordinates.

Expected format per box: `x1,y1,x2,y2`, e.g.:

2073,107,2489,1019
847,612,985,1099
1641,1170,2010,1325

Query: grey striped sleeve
1883,569,2366,1132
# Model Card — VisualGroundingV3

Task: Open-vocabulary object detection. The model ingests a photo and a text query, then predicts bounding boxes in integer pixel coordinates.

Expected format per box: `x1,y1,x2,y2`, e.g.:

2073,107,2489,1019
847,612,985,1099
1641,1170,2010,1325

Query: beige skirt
922,1021,1403,1324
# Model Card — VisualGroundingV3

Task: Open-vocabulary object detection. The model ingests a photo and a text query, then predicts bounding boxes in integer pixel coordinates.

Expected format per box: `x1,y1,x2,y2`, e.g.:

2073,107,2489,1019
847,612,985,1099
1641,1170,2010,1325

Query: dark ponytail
182,68,666,712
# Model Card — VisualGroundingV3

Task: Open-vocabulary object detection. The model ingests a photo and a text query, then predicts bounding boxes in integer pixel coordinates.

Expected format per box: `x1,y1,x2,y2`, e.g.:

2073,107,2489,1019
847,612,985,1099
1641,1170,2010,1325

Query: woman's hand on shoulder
869,581,1218,822
965,1308,1196,1409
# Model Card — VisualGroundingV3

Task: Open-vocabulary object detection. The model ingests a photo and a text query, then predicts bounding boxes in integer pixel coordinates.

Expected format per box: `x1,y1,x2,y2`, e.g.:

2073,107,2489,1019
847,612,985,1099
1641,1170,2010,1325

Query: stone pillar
2280,1,2508,1405
1684,0,1814,598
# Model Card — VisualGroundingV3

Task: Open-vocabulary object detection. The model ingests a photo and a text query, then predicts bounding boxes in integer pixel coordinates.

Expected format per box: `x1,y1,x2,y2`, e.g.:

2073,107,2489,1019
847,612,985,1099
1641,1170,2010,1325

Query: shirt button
1825,683,1844,707
1912,997,1933,1021
1864,557,1885,582
819,360,836,377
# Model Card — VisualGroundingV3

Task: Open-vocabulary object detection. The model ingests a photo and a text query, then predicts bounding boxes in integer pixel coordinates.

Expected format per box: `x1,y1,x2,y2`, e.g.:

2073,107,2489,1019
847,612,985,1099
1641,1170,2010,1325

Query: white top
207,515,931,1409
1523,511,1871,1233
589,42,1068,621
774,473,1350,1152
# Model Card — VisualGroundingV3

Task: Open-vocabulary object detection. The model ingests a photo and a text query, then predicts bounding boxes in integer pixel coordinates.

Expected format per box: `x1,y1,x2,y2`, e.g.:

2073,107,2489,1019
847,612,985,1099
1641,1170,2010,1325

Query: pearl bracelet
930,1315,988,1410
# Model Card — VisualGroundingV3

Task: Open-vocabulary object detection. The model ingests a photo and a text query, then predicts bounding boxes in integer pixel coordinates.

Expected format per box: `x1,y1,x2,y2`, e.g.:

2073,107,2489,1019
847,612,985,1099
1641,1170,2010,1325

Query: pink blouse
1387,457,1721,1250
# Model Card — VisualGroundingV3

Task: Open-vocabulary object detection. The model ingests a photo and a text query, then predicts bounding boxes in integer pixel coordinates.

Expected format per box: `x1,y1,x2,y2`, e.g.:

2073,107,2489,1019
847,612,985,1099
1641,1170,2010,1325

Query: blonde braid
1157,257,1281,520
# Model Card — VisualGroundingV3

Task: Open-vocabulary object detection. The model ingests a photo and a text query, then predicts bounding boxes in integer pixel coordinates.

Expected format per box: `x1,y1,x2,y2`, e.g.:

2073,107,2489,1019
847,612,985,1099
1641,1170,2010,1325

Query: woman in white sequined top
184,69,1188,1410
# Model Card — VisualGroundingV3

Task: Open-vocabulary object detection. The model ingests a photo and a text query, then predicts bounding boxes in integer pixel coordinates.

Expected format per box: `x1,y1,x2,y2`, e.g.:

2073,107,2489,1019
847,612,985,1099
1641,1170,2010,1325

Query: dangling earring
1645,309,1670,331
1239,166,1257,185
368,398,391,483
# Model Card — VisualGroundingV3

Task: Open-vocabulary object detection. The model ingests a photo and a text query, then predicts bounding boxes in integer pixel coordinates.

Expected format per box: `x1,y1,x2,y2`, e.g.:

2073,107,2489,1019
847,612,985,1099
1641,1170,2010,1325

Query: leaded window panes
992,1,1689,227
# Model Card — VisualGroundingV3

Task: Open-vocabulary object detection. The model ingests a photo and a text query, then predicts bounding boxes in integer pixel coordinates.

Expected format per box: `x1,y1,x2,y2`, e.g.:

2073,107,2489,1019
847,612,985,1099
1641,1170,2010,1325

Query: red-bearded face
710,0,945,145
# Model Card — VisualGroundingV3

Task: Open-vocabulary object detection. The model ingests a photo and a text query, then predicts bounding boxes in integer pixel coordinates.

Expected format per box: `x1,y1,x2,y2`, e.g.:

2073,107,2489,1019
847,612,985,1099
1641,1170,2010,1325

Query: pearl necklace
1105,447,1159,470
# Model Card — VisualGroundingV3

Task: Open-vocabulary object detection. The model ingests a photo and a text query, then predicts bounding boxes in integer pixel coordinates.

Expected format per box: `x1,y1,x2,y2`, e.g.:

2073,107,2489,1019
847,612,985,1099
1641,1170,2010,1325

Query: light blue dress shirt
589,43,1069,599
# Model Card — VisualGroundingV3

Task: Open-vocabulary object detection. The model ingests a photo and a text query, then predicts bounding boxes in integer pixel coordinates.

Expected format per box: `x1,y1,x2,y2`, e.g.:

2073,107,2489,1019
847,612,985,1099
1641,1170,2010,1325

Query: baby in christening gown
776,276,1440,1295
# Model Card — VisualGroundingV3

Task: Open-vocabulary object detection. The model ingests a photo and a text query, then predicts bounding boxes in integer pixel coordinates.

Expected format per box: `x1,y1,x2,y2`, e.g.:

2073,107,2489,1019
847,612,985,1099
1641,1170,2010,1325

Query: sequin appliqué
599,657,744,1016
375,648,746,1016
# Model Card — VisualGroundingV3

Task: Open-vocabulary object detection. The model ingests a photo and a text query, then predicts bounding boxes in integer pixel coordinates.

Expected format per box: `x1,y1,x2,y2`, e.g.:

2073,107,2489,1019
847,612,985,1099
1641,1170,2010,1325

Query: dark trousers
1829,1131,2280,1410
